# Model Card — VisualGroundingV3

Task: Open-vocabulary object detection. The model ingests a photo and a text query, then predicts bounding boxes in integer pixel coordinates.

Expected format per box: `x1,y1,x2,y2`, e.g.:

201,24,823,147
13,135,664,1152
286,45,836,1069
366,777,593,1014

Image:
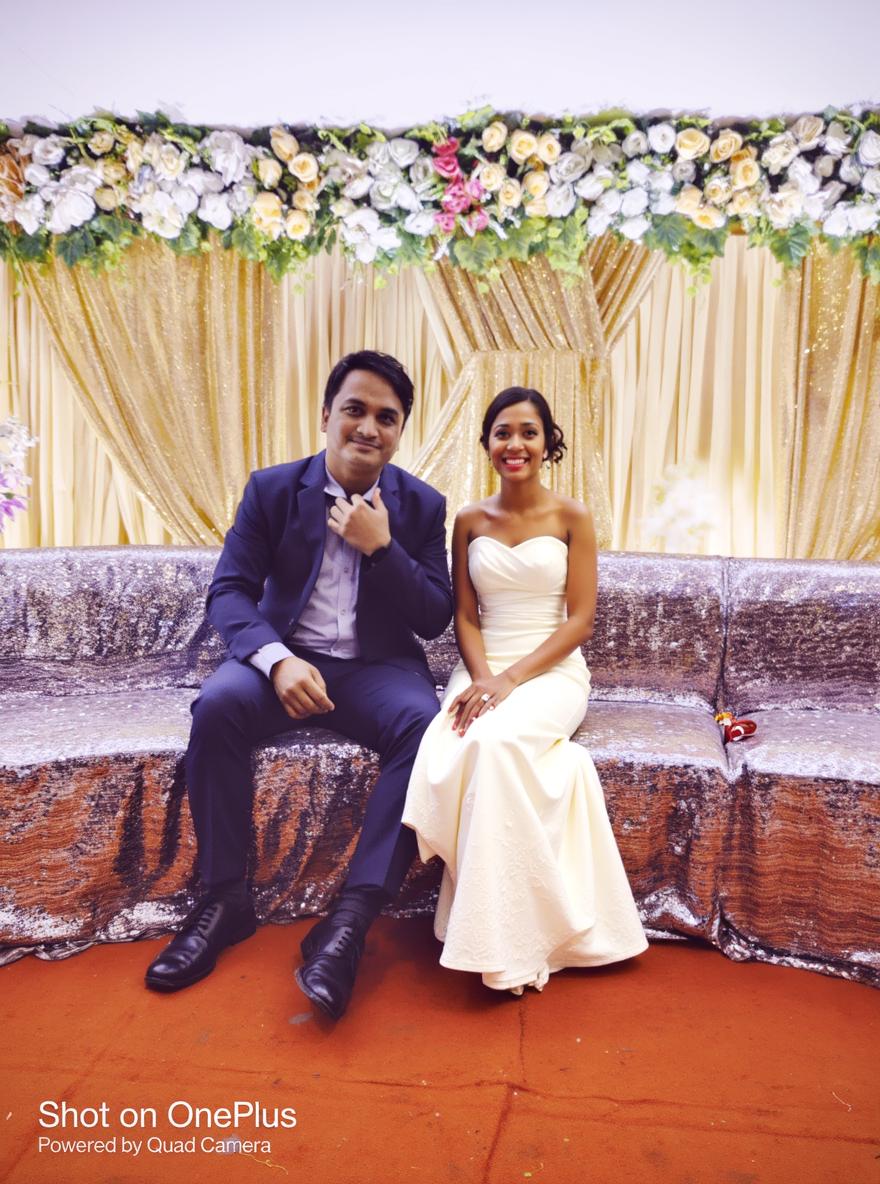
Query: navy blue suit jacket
206,451,453,677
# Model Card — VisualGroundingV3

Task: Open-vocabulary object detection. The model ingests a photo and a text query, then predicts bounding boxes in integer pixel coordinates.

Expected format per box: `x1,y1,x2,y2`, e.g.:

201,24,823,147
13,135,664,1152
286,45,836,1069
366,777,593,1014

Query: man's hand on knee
271,656,335,719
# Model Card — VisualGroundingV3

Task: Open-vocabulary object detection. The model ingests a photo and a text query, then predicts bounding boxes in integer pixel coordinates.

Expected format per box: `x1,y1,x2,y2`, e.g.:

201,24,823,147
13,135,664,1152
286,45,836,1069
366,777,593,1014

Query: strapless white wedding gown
402,535,648,993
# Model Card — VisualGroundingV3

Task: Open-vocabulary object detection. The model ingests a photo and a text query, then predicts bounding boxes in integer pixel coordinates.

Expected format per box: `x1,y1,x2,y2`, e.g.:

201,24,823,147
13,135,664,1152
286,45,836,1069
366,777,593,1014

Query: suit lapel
296,452,329,594
378,463,401,540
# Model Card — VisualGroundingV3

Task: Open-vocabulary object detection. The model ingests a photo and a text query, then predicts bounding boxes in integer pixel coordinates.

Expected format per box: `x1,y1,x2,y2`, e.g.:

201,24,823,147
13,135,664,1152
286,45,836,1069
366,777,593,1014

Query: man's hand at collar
328,487,392,556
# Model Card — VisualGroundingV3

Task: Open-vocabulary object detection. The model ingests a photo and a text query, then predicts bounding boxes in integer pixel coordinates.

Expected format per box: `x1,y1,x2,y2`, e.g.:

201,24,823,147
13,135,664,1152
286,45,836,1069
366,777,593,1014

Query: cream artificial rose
675,128,711,160
522,170,550,199
674,185,703,215
709,129,743,163
691,205,725,229
252,191,284,236
704,176,732,205
731,158,760,190
293,188,318,211
536,133,562,165
270,127,299,163
479,162,506,192
289,153,319,183
481,121,508,154
498,178,522,208
284,209,311,240
125,140,144,174
99,159,127,184
728,189,759,217
622,130,648,158
509,130,538,165
257,157,283,189
94,186,120,211
525,196,548,217
155,144,186,183
88,131,115,156
792,115,824,150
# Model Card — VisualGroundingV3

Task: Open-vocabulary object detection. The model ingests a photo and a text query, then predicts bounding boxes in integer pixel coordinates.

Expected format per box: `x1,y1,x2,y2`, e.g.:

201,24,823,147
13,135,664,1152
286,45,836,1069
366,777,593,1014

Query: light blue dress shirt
248,465,379,679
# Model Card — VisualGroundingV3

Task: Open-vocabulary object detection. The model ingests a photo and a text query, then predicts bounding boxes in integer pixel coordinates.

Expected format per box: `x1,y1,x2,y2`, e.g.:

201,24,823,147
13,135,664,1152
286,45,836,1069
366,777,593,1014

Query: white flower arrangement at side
0,416,38,532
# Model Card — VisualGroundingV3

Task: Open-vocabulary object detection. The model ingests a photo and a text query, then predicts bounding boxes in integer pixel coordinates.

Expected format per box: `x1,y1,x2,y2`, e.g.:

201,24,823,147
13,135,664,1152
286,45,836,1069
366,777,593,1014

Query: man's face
321,369,406,493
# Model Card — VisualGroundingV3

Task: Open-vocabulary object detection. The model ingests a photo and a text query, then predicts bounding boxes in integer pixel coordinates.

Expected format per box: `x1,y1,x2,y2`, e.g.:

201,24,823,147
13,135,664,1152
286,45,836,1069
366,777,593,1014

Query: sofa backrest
0,546,224,699
723,558,880,713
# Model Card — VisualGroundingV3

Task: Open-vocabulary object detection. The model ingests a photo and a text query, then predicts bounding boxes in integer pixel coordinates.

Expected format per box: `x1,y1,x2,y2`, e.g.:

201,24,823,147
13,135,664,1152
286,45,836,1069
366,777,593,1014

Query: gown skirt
402,535,648,993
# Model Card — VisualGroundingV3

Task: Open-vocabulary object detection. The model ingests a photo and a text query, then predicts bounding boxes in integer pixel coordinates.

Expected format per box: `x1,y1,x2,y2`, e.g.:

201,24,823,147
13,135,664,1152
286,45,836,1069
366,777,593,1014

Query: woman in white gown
402,387,648,995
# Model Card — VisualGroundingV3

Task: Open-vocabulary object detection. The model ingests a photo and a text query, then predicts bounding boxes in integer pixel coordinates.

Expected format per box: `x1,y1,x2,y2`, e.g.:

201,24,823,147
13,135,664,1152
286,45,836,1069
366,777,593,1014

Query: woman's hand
448,672,517,735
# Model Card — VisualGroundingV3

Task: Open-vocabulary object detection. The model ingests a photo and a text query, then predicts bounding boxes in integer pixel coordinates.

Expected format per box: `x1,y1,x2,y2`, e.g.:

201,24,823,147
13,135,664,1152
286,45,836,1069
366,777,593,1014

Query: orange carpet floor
2,918,878,1184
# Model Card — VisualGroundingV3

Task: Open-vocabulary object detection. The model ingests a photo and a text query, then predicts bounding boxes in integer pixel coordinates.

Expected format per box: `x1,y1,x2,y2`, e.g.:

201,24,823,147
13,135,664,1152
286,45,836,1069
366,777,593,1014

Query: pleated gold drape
25,238,284,544
775,243,880,560
410,243,662,546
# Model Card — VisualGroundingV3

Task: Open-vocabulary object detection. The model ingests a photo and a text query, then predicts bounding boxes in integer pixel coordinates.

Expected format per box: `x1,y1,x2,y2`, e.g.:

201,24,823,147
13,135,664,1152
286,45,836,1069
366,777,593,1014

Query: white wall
3,0,878,128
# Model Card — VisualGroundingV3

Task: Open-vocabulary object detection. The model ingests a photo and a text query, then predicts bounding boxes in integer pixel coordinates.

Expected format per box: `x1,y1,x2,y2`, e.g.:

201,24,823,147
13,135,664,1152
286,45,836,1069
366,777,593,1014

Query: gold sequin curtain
775,243,880,560
410,245,662,546
24,238,284,544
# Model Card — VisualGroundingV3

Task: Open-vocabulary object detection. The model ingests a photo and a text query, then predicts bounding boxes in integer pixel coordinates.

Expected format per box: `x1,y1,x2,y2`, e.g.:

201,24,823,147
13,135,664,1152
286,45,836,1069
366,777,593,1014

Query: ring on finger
480,693,491,702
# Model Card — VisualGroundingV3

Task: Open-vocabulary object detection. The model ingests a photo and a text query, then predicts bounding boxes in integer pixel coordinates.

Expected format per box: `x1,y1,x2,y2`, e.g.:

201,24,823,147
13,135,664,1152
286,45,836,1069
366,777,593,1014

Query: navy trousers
185,650,441,897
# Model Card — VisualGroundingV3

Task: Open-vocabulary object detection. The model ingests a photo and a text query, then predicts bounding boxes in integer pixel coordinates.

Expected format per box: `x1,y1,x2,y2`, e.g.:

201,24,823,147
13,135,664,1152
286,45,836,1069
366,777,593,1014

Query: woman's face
486,400,546,480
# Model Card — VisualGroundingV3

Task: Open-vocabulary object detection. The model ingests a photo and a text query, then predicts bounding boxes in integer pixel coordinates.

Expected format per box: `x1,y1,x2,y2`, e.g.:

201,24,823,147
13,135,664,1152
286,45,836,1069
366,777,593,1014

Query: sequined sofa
1,547,878,985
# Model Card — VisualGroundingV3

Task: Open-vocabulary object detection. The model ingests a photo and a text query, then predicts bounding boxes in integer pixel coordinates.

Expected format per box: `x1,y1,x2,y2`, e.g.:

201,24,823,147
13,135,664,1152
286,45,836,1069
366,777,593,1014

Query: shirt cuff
249,641,295,680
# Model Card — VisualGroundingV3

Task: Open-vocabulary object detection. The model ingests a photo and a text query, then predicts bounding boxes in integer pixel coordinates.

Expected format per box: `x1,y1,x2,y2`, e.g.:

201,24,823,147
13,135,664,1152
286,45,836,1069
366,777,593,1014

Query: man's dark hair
479,386,567,464
323,351,415,422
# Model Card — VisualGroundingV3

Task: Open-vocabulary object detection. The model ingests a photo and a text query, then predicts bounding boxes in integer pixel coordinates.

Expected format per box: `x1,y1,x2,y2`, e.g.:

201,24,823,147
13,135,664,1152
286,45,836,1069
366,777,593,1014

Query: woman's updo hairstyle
479,387,567,464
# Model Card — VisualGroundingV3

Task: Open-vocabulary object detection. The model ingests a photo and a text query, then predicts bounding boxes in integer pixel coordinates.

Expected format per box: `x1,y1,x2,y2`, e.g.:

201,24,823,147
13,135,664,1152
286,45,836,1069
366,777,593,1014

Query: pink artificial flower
441,181,471,214
466,207,490,233
432,137,460,157
464,176,486,202
434,211,457,234
433,154,461,181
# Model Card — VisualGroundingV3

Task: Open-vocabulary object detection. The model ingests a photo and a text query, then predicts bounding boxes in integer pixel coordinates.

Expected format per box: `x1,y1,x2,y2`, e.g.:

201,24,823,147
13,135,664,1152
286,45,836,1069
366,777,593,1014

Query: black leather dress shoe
295,913,366,1021
144,897,256,992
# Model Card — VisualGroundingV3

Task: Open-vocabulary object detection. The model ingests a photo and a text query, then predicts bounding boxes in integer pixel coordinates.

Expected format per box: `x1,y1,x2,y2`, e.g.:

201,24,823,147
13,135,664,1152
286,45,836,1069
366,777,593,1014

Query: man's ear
320,406,329,432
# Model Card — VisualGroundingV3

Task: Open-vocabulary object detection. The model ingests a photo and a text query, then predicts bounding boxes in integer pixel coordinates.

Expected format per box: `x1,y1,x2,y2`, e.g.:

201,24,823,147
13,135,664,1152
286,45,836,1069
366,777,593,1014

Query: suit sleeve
360,494,453,640
206,473,288,661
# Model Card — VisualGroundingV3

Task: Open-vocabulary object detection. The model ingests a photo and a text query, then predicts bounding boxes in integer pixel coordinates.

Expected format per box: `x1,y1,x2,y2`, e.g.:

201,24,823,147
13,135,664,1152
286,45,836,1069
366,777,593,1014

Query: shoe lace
184,900,223,940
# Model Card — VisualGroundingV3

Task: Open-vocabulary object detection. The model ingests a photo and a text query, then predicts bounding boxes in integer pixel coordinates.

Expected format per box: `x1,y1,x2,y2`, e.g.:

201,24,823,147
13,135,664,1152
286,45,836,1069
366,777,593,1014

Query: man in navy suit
145,350,452,1019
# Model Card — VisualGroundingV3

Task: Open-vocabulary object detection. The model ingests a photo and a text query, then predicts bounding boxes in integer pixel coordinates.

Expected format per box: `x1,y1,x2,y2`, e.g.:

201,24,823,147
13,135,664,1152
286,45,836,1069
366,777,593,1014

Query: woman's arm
451,508,492,682
451,504,597,734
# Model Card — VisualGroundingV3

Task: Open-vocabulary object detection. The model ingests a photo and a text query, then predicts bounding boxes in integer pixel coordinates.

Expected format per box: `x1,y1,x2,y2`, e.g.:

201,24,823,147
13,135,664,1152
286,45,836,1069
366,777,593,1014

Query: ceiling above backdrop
3,0,878,129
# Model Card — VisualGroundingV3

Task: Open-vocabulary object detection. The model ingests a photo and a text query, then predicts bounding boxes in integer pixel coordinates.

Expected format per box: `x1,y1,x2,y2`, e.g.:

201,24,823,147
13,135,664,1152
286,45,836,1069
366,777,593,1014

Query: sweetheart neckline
468,534,568,552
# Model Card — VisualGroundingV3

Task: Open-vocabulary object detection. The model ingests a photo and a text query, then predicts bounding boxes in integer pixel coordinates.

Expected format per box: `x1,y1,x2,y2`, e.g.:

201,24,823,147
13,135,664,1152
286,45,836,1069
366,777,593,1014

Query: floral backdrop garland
0,106,878,284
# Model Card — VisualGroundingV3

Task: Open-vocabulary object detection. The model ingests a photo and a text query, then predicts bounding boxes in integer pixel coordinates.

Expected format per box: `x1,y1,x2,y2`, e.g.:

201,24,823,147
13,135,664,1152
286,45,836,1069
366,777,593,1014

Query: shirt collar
323,461,380,503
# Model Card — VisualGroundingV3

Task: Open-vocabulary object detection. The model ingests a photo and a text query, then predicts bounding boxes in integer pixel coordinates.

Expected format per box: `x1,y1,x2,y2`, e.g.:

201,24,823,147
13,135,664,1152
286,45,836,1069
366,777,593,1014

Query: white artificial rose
366,142,391,168
343,174,372,200
839,156,863,185
619,215,650,241
172,185,199,216
394,182,421,212
672,159,696,183
857,130,880,167
814,154,836,179
792,115,824,150
140,190,187,238
850,201,879,233
861,168,880,196
9,134,38,158
620,187,649,217
574,171,607,202
647,168,674,192
607,143,624,163
823,121,850,158
763,184,804,229
647,123,676,154
125,140,144,174
201,130,249,187
404,209,436,236
822,204,850,236
545,184,576,217
59,165,102,193
819,180,846,208
371,224,400,259
331,196,356,218
586,208,612,237
154,144,187,183
369,179,397,211
13,194,46,235
570,139,593,167
761,133,799,175
592,144,614,167
388,138,419,168
622,130,648,158
183,167,224,196
228,182,256,216
24,163,51,187
198,192,233,230
597,188,622,214
704,176,732,205
626,159,650,187
32,136,67,167
803,193,827,222
371,162,403,186
47,188,96,233
409,156,435,189
650,192,676,215
550,152,588,184
256,156,283,189
354,239,378,264
787,157,820,195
